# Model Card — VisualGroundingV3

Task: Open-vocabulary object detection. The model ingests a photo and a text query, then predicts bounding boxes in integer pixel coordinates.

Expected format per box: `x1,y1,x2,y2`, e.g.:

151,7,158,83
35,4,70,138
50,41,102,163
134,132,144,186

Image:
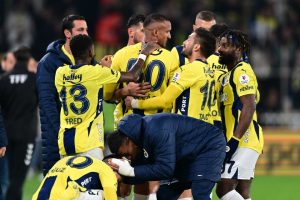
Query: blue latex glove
224,136,240,163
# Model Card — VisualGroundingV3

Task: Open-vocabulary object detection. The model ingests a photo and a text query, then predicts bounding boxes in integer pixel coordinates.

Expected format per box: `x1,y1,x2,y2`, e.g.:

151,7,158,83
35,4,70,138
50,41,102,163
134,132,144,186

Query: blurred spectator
4,2,35,50
0,46,38,200
0,52,16,75
291,49,300,110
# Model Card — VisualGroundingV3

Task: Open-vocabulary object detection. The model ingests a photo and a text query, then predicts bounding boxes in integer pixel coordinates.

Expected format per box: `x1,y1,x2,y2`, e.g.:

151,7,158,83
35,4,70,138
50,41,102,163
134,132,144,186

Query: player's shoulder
56,64,69,74
234,61,255,76
170,45,183,54
233,61,256,83
207,52,219,63
115,43,141,56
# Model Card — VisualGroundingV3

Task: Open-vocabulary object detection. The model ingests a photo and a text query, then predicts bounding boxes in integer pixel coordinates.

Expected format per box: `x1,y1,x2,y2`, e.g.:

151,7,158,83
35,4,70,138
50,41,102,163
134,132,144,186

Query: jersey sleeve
234,65,257,97
171,65,200,91
93,64,120,85
100,164,118,200
103,51,123,101
137,84,182,110
170,47,180,68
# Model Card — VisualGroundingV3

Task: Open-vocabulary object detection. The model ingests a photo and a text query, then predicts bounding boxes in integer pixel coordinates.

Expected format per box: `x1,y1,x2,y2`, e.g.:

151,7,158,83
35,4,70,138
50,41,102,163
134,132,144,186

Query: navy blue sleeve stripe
175,46,185,66
63,128,76,155
37,176,57,200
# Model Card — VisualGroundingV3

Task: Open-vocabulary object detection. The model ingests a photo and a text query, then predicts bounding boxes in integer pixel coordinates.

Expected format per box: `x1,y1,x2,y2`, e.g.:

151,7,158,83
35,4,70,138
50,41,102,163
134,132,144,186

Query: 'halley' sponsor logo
63,73,82,82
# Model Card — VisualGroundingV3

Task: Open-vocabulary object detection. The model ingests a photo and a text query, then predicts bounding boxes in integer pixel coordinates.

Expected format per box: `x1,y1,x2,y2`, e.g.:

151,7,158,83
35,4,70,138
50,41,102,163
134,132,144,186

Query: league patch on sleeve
239,74,249,84
172,72,180,82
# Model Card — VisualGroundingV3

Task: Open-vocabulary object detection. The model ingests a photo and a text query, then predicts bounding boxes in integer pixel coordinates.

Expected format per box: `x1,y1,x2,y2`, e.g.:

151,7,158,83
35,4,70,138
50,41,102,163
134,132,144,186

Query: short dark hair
143,13,169,28
194,28,216,58
210,23,229,38
127,14,145,28
62,14,86,36
221,29,250,60
196,11,216,21
107,130,127,154
13,46,31,63
70,34,93,60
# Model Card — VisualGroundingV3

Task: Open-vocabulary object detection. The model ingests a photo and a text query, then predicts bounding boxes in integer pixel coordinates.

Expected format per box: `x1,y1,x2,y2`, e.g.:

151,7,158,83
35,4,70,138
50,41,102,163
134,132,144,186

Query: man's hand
125,96,134,109
140,41,159,56
126,82,151,97
100,55,113,67
224,136,240,163
109,158,135,177
0,147,6,157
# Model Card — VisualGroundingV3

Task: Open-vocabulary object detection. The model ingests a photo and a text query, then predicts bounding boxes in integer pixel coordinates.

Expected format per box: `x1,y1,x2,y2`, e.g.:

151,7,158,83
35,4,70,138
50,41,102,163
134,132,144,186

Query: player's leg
191,179,215,200
117,182,131,200
178,189,192,200
6,140,35,200
133,182,150,200
216,147,259,200
216,178,243,200
236,179,252,199
156,180,188,200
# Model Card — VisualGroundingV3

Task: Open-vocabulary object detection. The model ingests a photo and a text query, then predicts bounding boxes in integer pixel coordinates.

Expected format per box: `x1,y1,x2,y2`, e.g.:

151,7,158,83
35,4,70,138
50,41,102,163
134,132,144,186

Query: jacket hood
46,39,71,64
118,114,143,146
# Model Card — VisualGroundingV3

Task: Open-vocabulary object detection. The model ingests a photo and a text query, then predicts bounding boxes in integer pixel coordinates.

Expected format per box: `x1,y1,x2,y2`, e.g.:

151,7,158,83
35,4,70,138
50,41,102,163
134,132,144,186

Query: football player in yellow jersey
126,28,217,126
170,10,216,68
215,30,264,200
102,14,152,131
32,156,118,200
104,13,178,200
104,13,178,118
55,35,158,160
168,11,217,200
207,23,230,128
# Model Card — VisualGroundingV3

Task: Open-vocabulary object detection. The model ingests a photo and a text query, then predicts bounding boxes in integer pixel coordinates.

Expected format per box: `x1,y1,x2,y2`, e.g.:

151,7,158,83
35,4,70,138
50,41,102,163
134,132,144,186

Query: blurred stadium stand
0,0,299,175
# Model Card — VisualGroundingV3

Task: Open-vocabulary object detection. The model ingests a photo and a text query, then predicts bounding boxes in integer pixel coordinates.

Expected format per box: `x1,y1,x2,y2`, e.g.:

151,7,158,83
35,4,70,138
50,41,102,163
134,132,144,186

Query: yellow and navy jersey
219,61,263,153
32,156,118,200
104,42,178,124
61,45,75,64
170,45,189,67
55,64,120,155
207,53,228,80
207,52,228,126
172,59,217,124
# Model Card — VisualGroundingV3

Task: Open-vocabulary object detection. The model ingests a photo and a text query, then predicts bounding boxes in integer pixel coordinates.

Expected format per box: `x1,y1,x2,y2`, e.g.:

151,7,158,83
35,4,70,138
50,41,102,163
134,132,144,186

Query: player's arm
110,82,151,102
224,67,257,162
103,187,118,200
100,164,118,200
234,94,256,139
121,129,176,184
118,41,159,83
127,84,183,110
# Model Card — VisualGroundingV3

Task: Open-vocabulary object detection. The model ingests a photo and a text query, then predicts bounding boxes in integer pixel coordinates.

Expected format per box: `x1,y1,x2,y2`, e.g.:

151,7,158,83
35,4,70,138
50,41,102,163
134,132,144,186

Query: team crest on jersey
239,74,249,84
143,149,149,158
172,72,180,82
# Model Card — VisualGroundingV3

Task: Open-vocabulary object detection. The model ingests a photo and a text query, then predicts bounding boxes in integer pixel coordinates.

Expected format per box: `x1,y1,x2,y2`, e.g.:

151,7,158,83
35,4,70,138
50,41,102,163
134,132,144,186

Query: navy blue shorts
157,179,215,200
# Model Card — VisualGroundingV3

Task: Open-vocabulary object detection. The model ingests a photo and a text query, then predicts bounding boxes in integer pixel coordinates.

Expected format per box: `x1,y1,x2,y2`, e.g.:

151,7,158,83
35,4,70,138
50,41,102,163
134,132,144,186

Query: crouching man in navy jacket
107,113,226,200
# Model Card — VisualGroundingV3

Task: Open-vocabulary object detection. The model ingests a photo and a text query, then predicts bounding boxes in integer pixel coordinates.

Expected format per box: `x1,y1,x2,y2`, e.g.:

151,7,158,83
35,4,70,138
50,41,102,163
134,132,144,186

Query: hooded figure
108,113,226,200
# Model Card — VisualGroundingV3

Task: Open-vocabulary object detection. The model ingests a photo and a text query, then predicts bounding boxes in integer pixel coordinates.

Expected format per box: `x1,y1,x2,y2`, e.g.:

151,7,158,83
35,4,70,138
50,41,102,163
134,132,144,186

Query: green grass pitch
24,174,300,200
